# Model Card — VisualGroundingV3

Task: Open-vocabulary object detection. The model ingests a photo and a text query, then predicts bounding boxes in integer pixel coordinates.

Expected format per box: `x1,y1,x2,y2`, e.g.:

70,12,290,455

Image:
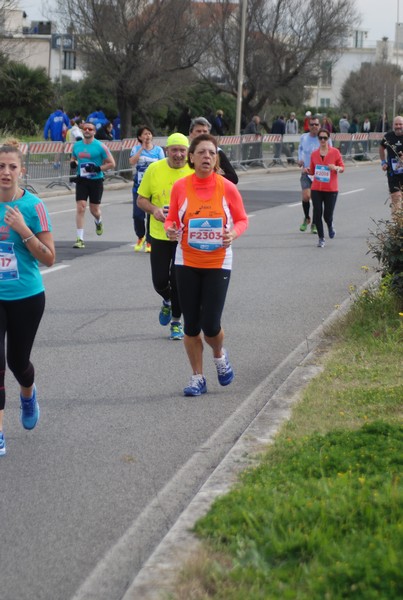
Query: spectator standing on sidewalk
376,113,390,133
66,119,83,143
338,114,350,133
212,110,225,136
303,111,312,133
0,139,55,457
86,108,108,130
338,114,350,157
321,116,334,134
285,112,299,164
70,122,115,249
271,115,286,160
95,121,114,141
243,115,260,134
362,116,372,156
44,107,70,141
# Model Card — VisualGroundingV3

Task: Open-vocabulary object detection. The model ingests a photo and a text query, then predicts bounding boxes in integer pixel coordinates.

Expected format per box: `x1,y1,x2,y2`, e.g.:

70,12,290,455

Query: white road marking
340,188,365,196
41,264,69,275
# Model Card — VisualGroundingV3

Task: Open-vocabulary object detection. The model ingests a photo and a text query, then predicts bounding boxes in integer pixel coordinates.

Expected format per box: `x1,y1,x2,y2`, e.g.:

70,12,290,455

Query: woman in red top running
309,128,344,248
165,134,248,397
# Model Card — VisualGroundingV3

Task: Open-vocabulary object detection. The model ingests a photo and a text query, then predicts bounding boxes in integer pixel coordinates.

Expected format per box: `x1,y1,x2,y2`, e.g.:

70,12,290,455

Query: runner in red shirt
309,128,344,248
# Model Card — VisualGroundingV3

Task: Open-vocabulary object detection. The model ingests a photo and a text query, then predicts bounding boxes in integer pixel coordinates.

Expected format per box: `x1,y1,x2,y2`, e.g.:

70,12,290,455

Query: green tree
339,62,403,117
0,60,54,134
61,74,118,123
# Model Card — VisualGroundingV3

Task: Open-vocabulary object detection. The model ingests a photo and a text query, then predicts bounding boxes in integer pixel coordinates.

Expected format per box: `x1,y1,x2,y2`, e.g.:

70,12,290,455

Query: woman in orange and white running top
165,133,248,397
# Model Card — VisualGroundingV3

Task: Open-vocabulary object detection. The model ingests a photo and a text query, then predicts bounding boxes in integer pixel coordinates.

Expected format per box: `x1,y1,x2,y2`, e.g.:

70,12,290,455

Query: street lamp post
235,0,247,136
393,0,400,117
397,0,400,68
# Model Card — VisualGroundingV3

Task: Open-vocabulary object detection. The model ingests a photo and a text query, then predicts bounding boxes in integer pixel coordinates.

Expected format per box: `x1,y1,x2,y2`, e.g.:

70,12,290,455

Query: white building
305,26,403,109
0,8,83,81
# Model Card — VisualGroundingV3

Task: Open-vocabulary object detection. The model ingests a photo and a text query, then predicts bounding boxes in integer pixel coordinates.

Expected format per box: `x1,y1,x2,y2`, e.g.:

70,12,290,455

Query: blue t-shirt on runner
298,133,332,167
0,190,52,301
130,145,165,193
72,139,109,180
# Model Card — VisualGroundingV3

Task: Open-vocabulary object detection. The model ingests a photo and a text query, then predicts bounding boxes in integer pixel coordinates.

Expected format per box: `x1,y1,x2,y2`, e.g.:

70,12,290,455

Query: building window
321,61,332,86
320,98,331,108
353,30,365,48
0,9,5,34
64,51,76,70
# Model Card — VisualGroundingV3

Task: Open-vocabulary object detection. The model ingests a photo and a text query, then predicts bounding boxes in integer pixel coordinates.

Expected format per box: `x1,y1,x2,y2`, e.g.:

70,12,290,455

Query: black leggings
132,189,151,242
311,190,338,239
0,292,45,411
176,266,231,337
149,237,181,319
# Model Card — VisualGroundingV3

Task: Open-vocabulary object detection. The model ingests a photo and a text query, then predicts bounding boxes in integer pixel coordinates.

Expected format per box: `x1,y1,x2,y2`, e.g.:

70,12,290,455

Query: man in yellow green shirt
137,133,193,340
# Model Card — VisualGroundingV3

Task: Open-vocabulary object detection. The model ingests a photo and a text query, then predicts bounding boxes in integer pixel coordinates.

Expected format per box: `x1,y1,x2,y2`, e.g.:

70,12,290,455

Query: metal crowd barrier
18,133,383,192
330,132,384,162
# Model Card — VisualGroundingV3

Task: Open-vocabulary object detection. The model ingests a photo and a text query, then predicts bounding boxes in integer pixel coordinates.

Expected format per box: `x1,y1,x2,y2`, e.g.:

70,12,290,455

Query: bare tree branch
55,0,215,136
198,0,359,117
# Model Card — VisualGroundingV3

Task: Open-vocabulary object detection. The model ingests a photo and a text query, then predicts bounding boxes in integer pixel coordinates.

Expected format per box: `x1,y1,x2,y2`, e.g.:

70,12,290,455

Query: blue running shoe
170,322,184,340
159,301,172,326
20,385,40,430
214,350,234,386
184,375,207,397
0,432,5,456
328,227,336,239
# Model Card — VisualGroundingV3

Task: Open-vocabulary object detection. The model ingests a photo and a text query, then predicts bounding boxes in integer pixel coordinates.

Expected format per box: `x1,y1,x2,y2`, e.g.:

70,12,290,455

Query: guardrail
16,133,383,192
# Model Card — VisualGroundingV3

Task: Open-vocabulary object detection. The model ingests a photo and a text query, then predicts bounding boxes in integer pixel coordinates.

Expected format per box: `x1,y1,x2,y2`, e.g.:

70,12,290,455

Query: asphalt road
0,163,389,600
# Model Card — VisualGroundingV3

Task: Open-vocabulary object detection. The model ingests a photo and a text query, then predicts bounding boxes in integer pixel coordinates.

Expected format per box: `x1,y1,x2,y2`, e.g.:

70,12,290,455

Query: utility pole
235,0,247,136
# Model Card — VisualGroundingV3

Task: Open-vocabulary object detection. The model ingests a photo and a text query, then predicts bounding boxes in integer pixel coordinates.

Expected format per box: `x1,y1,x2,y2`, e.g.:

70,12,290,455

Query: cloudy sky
17,0,400,42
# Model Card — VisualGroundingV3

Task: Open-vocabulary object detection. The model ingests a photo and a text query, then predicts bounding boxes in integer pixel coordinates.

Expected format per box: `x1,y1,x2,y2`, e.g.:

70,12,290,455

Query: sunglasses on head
318,136,329,140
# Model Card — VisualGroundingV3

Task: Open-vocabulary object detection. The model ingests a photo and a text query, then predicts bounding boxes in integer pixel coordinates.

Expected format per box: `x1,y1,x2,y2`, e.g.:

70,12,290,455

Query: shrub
368,213,403,306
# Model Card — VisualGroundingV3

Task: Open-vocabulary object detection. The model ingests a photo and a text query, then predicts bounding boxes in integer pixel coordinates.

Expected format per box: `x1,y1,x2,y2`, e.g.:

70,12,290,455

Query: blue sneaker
214,350,234,386
328,227,336,239
20,385,40,430
184,375,207,397
159,301,172,326
170,322,184,340
0,432,5,456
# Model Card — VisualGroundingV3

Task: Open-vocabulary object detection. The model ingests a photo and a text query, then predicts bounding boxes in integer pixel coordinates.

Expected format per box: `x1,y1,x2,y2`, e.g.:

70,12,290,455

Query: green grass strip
194,422,402,599
181,283,403,600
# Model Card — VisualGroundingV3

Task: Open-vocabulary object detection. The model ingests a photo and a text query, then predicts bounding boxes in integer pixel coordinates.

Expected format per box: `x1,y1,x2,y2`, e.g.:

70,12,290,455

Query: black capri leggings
0,292,45,411
176,266,231,337
150,237,181,319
